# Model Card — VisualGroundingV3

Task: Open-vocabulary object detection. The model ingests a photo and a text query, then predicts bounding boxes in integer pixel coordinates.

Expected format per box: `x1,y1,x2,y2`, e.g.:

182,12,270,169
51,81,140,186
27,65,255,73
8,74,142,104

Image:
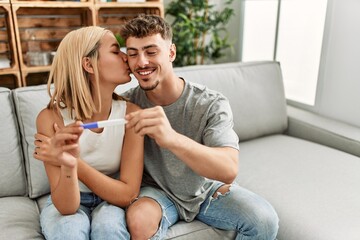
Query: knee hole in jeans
212,184,231,198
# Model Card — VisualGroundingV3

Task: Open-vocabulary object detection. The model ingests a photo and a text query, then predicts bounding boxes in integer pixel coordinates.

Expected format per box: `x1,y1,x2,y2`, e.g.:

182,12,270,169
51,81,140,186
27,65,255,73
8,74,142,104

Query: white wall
316,0,360,127
163,0,360,127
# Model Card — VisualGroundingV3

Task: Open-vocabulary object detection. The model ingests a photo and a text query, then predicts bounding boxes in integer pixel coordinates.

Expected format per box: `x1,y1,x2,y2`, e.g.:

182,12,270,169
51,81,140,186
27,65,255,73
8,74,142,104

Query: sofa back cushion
0,88,27,197
174,61,288,141
12,85,50,198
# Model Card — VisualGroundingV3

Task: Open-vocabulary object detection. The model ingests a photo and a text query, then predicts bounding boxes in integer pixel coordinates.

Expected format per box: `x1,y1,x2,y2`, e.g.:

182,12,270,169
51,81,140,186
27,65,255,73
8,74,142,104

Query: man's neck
145,76,185,106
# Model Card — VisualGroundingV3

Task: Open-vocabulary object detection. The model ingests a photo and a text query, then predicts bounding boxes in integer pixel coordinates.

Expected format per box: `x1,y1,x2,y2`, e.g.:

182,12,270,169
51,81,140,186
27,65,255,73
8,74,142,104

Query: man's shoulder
186,80,227,101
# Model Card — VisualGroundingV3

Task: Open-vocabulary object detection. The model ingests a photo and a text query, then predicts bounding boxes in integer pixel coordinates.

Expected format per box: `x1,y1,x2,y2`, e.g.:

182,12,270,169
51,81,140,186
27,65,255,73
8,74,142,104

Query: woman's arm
77,102,144,207
35,102,145,208
36,108,82,215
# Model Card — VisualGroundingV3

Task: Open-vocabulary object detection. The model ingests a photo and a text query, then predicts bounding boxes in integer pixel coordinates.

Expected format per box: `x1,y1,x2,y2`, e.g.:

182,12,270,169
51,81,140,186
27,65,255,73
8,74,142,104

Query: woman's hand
34,121,83,168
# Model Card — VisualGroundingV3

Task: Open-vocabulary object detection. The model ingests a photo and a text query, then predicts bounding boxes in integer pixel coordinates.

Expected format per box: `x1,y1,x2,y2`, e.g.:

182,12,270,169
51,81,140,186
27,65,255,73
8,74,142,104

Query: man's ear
169,43,176,62
82,57,94,74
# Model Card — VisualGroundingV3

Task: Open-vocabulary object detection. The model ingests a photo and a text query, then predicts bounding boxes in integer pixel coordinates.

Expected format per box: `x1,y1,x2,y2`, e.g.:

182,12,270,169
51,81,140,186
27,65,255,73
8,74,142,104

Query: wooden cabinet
95,2,163,33
0,0,163,88
0,3,21,88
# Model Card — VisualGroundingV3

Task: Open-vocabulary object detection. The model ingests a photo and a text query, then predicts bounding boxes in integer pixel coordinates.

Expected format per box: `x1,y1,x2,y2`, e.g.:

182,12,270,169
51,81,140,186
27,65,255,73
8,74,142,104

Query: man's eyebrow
143,44,158,50
127,44,158,51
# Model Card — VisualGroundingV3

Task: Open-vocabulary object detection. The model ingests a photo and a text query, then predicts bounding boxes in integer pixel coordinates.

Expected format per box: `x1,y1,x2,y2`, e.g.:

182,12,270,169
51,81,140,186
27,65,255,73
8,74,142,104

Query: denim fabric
197,184,279,240
138,187,179,239
40,192,130,240
140,184,279,240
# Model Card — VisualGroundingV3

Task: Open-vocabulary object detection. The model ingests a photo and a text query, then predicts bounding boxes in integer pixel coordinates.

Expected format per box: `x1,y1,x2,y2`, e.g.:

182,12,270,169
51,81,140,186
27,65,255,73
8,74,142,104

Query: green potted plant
166,0,235,67
115,33,126,48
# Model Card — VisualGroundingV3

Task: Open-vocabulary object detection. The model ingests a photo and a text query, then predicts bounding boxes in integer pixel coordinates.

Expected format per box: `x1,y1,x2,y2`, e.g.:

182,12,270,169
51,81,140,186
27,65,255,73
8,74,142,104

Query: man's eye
127,52,137,57
147,51,156,56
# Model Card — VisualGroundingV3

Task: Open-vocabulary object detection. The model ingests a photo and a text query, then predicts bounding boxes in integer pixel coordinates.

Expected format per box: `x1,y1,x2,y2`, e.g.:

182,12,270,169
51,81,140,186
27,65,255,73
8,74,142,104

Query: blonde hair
47,26,112,120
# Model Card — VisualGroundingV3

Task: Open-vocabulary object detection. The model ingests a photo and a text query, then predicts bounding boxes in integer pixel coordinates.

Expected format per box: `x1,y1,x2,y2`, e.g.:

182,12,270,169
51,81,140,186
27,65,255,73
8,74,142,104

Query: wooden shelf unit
95,4,163,34
0,3,21,89
0,0,163,88
11,3,94,85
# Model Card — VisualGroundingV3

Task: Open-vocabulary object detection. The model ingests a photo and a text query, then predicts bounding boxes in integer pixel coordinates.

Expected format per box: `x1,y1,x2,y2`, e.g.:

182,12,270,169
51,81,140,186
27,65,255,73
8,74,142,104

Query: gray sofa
1,61,360,240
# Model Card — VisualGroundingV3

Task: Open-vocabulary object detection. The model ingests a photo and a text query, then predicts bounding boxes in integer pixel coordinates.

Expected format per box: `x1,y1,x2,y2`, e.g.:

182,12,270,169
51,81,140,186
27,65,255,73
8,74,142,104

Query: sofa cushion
174,61,288,141
165,220,235,239
12,85,50,198
0,87,27,197
237,135,360,240
0,196,42,239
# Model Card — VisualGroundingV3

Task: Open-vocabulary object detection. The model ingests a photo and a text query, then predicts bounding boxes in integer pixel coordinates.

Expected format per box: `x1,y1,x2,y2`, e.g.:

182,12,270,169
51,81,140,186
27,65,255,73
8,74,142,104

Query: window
242,1,278,61
242,0,328,105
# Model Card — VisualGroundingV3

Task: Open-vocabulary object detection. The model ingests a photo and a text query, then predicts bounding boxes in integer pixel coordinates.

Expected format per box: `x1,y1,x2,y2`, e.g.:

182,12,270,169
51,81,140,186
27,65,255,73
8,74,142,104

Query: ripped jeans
140,183,279,240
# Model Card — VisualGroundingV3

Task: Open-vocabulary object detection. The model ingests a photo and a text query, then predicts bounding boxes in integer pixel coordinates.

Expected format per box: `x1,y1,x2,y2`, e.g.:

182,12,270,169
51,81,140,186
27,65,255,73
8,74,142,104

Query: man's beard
140,80,160,91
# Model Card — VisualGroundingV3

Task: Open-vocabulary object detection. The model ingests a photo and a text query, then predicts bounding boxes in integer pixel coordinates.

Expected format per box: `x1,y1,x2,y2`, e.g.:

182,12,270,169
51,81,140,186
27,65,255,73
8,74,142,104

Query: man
121,14,279,240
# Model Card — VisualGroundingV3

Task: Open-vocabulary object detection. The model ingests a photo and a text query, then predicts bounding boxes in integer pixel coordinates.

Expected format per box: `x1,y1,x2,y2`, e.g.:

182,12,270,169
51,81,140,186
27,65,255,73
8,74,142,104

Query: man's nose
136,54,149,68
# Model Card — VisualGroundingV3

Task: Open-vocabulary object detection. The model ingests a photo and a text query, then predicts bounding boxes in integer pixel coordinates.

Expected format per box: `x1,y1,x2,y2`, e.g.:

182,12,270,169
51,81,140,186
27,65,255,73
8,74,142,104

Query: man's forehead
126,34,170,50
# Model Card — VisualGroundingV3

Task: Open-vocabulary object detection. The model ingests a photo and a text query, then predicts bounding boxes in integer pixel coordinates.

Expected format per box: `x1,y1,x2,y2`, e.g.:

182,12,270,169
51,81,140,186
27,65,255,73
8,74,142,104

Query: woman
34,26,143,239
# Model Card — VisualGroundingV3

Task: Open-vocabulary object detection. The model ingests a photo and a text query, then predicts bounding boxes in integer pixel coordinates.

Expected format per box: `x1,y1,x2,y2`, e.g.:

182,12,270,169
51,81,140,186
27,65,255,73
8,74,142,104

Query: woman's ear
82,57,94,74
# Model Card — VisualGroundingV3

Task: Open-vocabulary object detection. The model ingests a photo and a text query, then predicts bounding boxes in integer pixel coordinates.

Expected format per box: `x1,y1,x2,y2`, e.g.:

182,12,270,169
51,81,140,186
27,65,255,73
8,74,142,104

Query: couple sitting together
34,14,279,240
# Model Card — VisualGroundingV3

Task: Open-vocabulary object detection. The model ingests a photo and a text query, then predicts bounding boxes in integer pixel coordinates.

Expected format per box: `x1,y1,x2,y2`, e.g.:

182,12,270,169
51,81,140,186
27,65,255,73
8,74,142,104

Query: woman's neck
91,87,114,122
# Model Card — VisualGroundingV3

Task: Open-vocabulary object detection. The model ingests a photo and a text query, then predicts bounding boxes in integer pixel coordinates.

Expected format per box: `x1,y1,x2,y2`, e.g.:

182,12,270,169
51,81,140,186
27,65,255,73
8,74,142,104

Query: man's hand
34,121,83,168
125,106,178,149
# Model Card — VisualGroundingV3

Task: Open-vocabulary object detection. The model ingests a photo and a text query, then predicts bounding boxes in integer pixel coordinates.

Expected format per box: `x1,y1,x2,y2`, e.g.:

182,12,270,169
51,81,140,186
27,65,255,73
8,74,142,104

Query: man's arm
168,133,238,184
126,106,239,184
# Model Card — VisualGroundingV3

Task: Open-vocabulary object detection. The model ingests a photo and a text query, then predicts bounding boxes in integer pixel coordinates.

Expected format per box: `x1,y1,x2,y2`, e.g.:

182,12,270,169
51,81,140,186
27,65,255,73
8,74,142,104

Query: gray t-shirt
123,79,239,221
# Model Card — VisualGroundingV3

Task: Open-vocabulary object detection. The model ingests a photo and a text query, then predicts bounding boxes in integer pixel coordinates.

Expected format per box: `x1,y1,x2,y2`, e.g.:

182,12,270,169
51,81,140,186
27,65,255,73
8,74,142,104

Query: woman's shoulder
36,106,63,129
37,107,56,122
125,101,141,114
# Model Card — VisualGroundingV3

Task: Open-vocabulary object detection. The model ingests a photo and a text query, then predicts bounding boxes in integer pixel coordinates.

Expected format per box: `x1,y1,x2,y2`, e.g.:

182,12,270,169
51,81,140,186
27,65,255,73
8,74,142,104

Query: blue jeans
40,192,130,240
139,184,279,240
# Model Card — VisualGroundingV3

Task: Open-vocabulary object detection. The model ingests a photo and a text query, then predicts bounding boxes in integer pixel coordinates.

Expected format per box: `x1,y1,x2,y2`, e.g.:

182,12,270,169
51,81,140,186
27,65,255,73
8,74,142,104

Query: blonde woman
34,26,143,239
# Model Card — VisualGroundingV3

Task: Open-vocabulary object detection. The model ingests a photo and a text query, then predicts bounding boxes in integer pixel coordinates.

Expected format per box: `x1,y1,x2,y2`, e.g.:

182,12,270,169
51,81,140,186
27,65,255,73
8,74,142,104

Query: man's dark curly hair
120,14,173,42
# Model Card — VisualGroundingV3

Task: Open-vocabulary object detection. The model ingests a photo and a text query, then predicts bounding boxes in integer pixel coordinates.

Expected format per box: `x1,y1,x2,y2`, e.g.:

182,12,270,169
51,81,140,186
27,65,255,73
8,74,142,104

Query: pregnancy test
81,119,127,129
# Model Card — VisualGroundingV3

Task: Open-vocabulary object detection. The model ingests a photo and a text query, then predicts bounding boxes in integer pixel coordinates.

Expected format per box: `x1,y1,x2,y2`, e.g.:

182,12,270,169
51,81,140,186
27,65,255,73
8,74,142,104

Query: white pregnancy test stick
81,119,127,129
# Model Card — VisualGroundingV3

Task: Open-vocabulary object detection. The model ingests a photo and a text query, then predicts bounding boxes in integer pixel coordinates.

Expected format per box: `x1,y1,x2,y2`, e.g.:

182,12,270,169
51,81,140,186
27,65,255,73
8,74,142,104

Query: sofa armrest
286,105,360,157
